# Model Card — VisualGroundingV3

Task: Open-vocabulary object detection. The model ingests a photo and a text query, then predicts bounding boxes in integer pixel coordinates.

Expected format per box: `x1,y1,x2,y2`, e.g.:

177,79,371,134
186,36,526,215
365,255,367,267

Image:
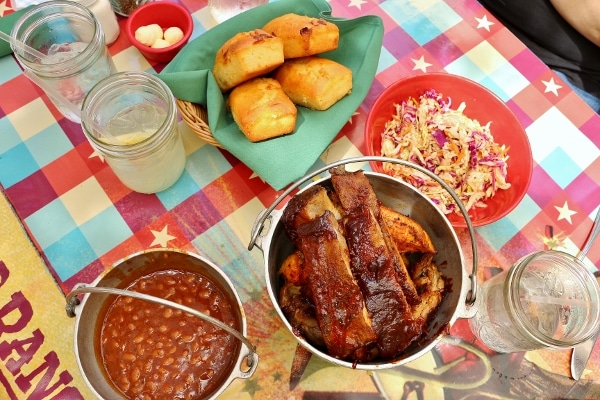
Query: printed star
272,371,283,382
555,201,577,224
580,367,593,380
248,288,263,302
0,0,13,17
248,171,265,182
348,0,367,10
242,378,262,397
539,228,565,250
542,77,562,96
348,111,359,124
88,149,105,162
412,55,432,73
150,225,176,247
475,14,494,31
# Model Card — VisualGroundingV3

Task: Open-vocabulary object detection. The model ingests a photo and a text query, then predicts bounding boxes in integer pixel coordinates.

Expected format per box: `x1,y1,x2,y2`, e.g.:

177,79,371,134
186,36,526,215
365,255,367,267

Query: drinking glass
81,71,186,194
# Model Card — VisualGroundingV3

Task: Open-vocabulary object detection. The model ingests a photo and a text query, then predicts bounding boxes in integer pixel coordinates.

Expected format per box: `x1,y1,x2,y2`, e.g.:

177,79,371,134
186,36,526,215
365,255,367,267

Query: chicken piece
297,210,377,361
380,205,436,254
344,204,423,357
279,282,325,348
411,253,445,322
327,189,345,217
330,166,420,306
279,251,320,345
279,247,326,389
282,185,342,248
280,250,308,286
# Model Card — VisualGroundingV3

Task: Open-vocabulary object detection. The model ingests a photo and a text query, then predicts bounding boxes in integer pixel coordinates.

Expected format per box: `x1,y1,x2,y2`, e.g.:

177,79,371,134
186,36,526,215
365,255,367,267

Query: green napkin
0,6,34,57
159,0,383,190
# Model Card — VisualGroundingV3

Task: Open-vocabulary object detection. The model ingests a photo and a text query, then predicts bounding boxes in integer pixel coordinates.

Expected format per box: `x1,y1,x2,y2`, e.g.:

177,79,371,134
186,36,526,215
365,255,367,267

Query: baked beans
100,269,240,399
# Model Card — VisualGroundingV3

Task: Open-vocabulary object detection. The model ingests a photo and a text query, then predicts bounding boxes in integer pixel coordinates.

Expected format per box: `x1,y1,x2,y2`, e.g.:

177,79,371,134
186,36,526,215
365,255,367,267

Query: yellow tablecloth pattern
0,191,95,399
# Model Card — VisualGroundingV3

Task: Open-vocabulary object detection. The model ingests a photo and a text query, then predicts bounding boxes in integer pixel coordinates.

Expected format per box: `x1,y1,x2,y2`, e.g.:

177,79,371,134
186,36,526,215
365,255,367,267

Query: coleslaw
380,89,510,215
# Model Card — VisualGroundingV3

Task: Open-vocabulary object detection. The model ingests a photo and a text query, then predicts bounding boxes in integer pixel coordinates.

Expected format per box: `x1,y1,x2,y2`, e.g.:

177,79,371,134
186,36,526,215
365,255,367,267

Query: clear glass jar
10,0,117,123
81,71,186,194
75,0,121,45
469,250,600,352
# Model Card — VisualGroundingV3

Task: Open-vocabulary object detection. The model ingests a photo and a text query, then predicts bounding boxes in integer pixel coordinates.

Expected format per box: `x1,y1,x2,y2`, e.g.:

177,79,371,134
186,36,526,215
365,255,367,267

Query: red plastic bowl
126,1,193,63
365,72,532,228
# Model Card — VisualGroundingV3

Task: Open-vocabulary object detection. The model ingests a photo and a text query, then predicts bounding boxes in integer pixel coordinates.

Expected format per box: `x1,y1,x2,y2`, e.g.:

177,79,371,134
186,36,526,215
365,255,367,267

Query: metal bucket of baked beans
66,248,258,399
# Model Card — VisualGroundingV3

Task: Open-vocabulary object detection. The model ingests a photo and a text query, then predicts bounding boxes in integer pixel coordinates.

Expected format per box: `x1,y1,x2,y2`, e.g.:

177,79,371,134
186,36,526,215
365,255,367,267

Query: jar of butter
81,71,186,194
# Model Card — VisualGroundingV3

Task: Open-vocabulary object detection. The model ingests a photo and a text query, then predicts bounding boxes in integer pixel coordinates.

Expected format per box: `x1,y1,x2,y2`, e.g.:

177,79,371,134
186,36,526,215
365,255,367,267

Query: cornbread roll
273,56,352,111
263,13,339,59
228,78,297,142
213,29,284,92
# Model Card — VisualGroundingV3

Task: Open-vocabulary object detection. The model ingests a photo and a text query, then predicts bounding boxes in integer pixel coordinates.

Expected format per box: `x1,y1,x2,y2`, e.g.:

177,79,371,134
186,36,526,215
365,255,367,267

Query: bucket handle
248,156,478,306
65,285,259,373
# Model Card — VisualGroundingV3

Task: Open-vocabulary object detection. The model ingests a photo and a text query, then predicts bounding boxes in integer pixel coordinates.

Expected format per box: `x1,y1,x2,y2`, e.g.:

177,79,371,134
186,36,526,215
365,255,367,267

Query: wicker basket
176,99,222,148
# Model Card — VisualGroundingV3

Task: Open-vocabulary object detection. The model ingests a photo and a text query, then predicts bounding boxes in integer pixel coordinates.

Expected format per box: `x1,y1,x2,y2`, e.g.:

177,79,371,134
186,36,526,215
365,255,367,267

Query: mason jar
81,71,186,194
10,0,117,123
469,250,600,353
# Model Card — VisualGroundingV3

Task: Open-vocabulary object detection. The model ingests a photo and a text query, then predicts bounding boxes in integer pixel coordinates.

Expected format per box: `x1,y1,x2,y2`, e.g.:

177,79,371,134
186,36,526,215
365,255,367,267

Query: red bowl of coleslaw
364,72,532,227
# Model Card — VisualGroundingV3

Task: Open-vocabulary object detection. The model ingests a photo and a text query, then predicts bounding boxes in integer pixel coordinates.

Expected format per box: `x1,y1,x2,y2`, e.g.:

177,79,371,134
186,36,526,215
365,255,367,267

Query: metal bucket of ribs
65,248,258,399
249,156,479,369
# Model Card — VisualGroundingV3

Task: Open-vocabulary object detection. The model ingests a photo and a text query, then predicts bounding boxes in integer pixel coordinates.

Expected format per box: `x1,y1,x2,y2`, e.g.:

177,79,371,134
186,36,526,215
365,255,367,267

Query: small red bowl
126,1,193,63
365,72,533,228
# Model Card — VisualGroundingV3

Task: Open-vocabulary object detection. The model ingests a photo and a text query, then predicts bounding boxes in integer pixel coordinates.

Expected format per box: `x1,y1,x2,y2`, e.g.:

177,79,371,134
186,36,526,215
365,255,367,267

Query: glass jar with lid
469,250,600,352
